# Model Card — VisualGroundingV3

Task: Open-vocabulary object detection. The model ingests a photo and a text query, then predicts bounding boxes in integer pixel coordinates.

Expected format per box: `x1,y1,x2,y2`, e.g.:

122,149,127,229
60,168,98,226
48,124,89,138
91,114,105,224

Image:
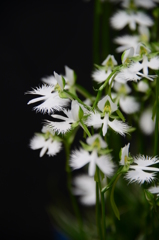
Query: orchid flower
45,100,88,134
139,108,155,135
70,149,114,177
110,10,153,31
119,0,159,9
113,81,140,114
30,126,62,157
92,55,117,84
26,71,69,113
135,43,159,75
86,95,130,136
148,186,159,197
120,143,159,184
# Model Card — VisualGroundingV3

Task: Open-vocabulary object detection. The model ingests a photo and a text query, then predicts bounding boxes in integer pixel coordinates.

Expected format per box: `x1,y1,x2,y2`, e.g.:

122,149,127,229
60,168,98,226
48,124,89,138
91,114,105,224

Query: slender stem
96,181,103,240
154,74,159,156
64,140,84,238
97,167,106,240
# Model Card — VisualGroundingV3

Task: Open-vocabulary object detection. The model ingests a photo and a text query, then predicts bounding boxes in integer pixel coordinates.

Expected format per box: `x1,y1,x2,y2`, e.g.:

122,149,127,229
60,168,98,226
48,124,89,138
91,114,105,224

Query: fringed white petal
119,96,140,114
110,11,129,29
70,148,91,170
115,69,141,83
26,85,54,96
133,155,159,167
32,95,69,114
96,154,114,177
47,141,62,156
45,120,72,134
85,111,102,129
120,143,130,165
125,168,156,184
108,119,130,136
41,75,57,86
92,69,109,83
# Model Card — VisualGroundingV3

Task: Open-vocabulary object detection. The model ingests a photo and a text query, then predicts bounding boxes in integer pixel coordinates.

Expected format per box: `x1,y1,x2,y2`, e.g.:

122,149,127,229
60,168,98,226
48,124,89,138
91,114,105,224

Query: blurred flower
148,186,159,196
70,148,114,177
139,108,155,135
92,55,117,83
113,81,140,114
30,126,62,157
110,10,153,30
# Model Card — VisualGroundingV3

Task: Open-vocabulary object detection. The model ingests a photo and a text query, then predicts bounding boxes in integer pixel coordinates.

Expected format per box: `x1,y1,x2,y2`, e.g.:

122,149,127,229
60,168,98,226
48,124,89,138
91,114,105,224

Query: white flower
30,126,62,157
115,62,155,83
45,100,85,134
41,75,57,86
120,143,159,184
64,65,75,87
137,81,149,92
72,175,96,206
92,55,117,83
110,10,153,31
148,186,159,196
86,95,130,136
139,108,155,135
126,155,159,184
72,174,107,206
26,84,69,114
120,0,158,9
114,35,139,53
70,149,114,177
141,55,159,76
86,134,107,148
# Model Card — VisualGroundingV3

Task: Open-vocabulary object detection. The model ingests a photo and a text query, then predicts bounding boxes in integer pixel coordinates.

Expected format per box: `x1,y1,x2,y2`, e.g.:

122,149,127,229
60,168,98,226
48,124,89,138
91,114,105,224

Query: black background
0,0,94,239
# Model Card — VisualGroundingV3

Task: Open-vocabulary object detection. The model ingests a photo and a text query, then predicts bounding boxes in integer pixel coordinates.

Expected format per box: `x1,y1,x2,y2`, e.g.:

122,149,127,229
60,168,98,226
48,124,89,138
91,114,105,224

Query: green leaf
126,127,136,133
110,175,120,220
80,120,91,137
98,148,113,155
144,190,156,207
116,109,125,122
78,106,84,120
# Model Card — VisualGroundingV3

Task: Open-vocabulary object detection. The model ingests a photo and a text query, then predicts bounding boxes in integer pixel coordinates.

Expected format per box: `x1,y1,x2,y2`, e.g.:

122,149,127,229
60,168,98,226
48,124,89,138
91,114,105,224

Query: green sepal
80,120,91,137
78,106,84,120
144,190,156,208
58,91,68,99
98,148,113,155
129,55,143,62
62,76,66,89
116,109,125,122
109,115,120,120
80,141,93,151
126,127,136,133
153,7,159,18
73,71,77,84
119,148,122,161
148,52,159,59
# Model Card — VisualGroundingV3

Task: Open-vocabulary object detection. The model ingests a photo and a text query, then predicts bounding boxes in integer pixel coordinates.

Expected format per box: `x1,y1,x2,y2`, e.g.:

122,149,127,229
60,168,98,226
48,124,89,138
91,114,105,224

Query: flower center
54,83,62,93
92,138,101,150
103,101,111,115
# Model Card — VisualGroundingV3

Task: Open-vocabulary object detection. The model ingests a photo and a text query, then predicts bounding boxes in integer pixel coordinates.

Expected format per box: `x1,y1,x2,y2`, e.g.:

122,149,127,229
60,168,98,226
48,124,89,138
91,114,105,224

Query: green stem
97,167,106,240
96,181,103,240
63,90,92,111
154,73,159,155
64,140,85,238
